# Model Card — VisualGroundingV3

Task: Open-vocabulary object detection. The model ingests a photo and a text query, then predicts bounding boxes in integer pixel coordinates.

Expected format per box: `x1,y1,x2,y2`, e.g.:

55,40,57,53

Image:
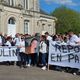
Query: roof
40,9,57,20
40,9,49,15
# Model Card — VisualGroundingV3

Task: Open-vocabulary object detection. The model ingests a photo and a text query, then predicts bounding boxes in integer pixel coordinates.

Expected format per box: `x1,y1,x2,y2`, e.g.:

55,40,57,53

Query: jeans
41,53,46,66
27,54,31,65
32,53,38,66
19,52,27,66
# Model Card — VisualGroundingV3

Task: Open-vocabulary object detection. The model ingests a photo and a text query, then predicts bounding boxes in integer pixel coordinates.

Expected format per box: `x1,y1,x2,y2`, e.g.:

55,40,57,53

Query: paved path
0,65,80,80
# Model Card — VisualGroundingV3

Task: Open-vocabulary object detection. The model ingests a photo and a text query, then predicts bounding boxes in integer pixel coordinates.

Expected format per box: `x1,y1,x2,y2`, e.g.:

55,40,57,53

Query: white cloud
45,0,77,6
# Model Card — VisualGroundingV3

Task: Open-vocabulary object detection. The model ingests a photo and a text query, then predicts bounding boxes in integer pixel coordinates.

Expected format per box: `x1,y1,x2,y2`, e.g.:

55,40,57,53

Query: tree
51,6,80,34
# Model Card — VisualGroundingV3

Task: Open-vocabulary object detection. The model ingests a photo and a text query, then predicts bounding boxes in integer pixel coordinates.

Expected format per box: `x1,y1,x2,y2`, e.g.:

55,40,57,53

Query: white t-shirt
19,40,25,53
0,36,2,45
14,37,21,46
47,36,52,41
68,35,80,45
39,41,47,53
5,41,11,47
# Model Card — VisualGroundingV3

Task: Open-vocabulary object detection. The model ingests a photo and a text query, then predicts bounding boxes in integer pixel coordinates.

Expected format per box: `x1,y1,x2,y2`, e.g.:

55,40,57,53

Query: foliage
51,6,80,34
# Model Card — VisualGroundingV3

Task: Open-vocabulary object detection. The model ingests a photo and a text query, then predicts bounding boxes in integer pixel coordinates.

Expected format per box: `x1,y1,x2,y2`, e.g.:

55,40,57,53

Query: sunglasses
21,38,24,39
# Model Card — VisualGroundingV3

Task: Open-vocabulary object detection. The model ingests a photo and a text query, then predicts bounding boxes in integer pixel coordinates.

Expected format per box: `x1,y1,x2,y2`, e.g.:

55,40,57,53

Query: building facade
0,0,56,37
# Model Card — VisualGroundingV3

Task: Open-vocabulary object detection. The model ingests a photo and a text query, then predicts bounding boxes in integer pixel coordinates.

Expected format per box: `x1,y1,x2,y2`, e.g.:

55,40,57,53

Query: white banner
0,46,19,62
48,41,80,69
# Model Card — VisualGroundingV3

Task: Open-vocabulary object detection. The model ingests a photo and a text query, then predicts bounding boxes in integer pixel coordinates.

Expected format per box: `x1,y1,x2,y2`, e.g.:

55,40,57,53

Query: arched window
8,17,15,24
8,17,16,37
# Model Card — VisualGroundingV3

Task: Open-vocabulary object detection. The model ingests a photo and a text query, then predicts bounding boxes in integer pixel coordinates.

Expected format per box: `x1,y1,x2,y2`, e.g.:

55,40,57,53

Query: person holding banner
4,36,14,65
45,32,52,41
5,36,12,47
0,33,3,46
45,32,52,64
39,35,47,70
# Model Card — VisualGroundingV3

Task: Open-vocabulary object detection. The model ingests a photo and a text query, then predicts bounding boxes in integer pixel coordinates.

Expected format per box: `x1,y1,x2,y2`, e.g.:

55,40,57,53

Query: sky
40,0,80,14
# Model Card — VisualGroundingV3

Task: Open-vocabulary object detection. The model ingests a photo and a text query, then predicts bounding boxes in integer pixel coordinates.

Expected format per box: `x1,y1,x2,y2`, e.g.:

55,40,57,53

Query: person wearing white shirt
5,37,12,47
14,33,21,46
14,38,21,46
19,39,25,53
40,41,47,54
45,32,52,64
5,36,12,65
0,36,2,46
45,32,52,41
19,36,27,68
14,33,21,62
0,32,3,46
68,30,80,45
39,35,47,70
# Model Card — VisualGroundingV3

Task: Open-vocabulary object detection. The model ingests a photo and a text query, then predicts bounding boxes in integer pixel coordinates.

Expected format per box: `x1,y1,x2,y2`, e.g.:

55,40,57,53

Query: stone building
0,0,56,37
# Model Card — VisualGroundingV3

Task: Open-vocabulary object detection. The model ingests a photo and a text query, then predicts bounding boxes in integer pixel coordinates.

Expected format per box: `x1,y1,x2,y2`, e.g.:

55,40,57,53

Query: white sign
48,41,80,69
0,46,18,62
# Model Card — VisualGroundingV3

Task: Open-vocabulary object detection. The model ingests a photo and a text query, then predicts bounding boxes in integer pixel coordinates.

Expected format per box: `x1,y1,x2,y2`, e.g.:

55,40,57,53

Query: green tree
51,6,80,34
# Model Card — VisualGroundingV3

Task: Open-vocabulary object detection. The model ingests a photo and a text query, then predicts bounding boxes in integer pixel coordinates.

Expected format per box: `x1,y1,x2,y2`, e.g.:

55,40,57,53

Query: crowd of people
0,30,80,74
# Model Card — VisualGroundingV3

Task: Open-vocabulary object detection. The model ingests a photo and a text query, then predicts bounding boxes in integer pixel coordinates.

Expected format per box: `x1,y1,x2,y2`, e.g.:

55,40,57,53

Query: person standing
45,32,52,42
39,35,47,70
45,32,52,64
68,30,80,45
14,33,21,46
0,32,3,46
5,36,12,47
30,38,38,66
19,35,27,68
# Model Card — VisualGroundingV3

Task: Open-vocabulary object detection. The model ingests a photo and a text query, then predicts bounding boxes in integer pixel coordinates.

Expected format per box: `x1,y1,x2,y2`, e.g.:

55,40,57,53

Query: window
8,17,16,37
24,0,28,9
8,0,15,6
24,20,29,34
8,18,15,24
8,0,10,5
48,25,52,32
42,24,45,30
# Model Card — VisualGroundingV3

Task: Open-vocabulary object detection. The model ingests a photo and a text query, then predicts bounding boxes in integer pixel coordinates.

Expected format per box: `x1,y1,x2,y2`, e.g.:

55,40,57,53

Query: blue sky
40,0,80,14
